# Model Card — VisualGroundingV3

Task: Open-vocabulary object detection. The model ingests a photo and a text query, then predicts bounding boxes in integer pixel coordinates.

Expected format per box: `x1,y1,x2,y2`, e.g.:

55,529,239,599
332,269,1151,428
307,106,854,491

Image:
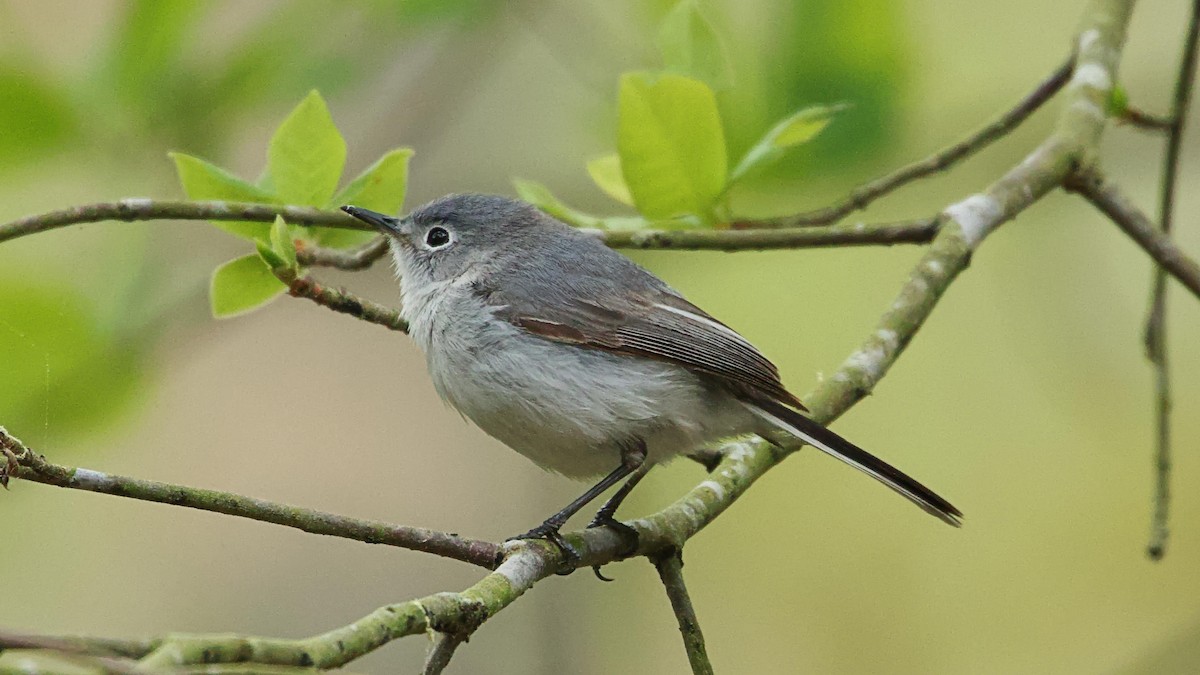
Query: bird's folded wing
484,281,807,412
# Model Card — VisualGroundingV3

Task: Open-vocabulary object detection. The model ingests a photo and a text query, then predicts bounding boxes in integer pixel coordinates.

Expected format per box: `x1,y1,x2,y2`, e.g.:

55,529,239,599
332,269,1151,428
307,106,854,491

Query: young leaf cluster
518,0,844,229
172,91,412,317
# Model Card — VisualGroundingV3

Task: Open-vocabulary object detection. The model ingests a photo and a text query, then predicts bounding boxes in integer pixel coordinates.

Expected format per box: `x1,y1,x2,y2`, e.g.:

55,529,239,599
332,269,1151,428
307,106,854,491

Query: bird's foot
506,522,579,575
586,514,640,551
585,515,640,581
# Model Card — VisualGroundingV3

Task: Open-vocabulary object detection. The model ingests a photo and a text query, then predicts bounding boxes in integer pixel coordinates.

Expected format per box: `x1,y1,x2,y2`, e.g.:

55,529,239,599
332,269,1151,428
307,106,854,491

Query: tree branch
0,200,362,245
589,218,938,250
1142,0,1200,560
296,236,389,270
0,632,158,661
272,266,409,332
422,632,468,675
290,219,939,280
0,199,938,261
741,54,1075,229
1064,167,1200,302
1119,106,1174,131
0,631,143,675
2,428,499,569
652,548,714,675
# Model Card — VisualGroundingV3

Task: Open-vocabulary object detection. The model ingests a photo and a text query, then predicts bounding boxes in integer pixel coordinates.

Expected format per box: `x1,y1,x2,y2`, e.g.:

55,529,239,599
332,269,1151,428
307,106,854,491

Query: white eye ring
424,226,452,249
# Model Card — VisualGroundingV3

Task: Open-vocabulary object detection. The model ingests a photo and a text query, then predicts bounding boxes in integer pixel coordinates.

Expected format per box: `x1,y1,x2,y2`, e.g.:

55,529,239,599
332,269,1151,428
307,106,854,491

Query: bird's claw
586,515,640,554
585,515,640,581
0,444,19,490
506,523,580,575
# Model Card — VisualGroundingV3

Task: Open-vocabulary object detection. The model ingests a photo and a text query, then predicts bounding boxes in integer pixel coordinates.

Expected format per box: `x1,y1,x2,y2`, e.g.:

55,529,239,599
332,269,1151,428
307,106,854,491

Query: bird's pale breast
407,286,752,478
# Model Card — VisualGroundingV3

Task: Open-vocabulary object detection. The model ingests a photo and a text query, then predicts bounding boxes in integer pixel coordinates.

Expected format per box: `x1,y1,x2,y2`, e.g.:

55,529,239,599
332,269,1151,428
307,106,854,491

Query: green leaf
170,152,278,242
513,179,601,228
657,0,733,89
255,240,287,271
267,90,347,206
332,148,414,211
210,254,286,318
742,0,907,178
728,104,845,186
269,216,298,270
585,154,634,206
617,72,726,220
317,147,414,248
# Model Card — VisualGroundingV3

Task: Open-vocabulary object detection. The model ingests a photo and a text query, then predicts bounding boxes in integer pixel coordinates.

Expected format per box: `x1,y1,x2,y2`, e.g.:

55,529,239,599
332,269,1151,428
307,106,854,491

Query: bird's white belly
413,296,751,478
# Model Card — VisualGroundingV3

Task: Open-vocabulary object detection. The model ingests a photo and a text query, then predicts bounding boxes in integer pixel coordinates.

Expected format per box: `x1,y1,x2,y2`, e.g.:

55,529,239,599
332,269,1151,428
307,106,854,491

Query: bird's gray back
485,223,674,305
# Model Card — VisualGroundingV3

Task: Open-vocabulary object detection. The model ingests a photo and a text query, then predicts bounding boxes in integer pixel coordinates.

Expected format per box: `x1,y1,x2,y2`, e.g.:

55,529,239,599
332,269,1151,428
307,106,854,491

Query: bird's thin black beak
341,205,404,235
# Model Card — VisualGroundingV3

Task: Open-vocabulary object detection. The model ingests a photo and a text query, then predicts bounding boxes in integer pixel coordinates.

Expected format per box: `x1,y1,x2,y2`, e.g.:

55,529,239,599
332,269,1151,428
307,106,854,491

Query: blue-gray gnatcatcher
343,195,961,551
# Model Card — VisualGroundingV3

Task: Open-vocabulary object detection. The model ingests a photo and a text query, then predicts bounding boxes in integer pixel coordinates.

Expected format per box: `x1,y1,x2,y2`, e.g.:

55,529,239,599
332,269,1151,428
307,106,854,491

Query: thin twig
290,219,939,276
0,200,362,244
296,236,389,270
652,549,714,675
1119,106,1174,131
591,218,938,250
741,54,1075,228
4,429,499,569
0,631,143,674
171,662,355,667
274,268,409,332
422,633,468,675
1145,308,1174,561
1142,0,1200,561
0,634,159,660
1064,167,1200,301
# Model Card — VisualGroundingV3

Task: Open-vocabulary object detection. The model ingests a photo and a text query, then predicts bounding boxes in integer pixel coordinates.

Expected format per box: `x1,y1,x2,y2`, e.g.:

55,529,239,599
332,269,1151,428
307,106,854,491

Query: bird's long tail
742,397,963,526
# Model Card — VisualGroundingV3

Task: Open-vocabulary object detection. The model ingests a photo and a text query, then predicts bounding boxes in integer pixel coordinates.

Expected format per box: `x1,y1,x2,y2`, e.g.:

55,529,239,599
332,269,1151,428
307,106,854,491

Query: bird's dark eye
425,226,451,248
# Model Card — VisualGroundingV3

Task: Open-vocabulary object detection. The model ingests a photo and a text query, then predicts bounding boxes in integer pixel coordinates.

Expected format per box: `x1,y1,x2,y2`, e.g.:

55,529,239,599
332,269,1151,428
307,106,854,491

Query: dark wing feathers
614,312,802,408
750,396,963,526
485,261,807,411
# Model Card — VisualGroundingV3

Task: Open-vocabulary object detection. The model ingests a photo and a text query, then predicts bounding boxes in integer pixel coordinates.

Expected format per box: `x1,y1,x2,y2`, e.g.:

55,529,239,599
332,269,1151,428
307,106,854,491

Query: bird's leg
585,466,650,582
587,463,649,546
506,440,647,564
584,443,650,581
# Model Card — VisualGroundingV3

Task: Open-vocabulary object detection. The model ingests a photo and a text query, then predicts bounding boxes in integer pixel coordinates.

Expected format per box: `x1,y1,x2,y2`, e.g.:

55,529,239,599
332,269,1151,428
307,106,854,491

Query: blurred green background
2,1,1200,673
